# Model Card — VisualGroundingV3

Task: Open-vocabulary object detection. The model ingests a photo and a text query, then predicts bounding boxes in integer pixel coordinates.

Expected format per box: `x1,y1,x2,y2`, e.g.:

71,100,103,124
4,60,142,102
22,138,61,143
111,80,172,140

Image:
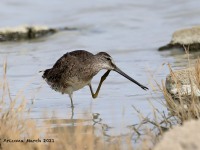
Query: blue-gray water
0,0,200,136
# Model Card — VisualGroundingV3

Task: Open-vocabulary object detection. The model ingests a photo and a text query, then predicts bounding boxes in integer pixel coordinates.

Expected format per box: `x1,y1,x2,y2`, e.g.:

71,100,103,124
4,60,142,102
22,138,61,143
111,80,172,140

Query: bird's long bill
114,67,148,90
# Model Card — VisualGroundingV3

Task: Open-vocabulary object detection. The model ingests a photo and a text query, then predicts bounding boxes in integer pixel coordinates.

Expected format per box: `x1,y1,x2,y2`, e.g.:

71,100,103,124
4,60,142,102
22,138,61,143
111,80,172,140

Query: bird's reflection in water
92,113,113,137
45,108,113,138
92,113,102,125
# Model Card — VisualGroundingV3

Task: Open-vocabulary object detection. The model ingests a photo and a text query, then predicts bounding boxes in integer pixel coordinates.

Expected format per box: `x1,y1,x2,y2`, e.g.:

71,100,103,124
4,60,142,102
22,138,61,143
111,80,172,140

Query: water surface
0,0,200,137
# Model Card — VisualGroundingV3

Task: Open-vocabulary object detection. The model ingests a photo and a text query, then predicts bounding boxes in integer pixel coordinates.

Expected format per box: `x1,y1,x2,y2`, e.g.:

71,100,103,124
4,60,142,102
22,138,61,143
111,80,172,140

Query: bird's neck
90,57,107,75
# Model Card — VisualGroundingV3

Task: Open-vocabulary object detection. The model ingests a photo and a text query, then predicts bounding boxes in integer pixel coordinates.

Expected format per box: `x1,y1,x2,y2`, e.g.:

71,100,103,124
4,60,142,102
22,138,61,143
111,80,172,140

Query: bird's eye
106,57,111,61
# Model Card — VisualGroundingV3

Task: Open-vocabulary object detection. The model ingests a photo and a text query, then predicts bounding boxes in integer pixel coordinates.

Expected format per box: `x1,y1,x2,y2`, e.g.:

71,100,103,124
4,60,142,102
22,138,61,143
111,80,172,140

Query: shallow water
0,0,200,138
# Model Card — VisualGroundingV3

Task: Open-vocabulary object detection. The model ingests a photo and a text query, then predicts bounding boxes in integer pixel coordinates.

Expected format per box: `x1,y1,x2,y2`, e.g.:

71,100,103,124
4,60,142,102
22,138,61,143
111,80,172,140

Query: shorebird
42,50,148,107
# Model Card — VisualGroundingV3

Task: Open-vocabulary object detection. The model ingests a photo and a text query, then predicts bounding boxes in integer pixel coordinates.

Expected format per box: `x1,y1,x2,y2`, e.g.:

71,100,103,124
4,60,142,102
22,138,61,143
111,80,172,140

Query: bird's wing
45,50,94,85
67,50,94,62
52,50,94,70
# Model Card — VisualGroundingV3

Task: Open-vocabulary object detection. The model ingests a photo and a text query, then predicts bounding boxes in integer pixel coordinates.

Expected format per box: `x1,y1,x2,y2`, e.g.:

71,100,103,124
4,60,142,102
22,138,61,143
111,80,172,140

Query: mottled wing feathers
42,69,51,79
68,50,94,61
97,52,111,57
42,50,94,85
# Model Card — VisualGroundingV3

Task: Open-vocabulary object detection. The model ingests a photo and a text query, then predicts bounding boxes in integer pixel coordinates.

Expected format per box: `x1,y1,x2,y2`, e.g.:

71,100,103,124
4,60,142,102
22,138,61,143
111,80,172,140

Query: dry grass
161,59,200,122
134,54,200,149
1,54,200,150
0,60,134,150
0,60,164,150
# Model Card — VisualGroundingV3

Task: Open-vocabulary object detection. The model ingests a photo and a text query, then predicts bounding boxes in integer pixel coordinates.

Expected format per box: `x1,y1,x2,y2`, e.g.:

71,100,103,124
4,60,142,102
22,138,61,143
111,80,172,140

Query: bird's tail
39,70,44,73
39,69,50,79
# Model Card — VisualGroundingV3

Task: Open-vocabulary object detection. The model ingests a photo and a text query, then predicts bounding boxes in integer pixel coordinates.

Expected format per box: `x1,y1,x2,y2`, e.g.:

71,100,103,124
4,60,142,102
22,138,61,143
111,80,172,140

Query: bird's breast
66,77,91,92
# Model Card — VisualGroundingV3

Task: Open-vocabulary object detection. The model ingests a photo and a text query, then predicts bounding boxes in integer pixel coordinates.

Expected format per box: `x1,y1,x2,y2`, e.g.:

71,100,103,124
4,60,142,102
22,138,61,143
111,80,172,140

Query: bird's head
96,52,117,70
95,51,148,90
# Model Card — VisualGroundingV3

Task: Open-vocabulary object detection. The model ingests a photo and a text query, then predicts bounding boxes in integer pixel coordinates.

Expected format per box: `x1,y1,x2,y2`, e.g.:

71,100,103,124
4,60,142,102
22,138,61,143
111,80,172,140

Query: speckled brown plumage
43,50,99,93
42,50,148,107
44,51,91,83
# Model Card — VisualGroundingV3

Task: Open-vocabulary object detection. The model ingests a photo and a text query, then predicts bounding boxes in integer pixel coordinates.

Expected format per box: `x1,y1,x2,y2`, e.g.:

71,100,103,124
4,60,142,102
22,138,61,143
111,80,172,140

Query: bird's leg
89,70,111,99
69,93,74,108
71,107,74,120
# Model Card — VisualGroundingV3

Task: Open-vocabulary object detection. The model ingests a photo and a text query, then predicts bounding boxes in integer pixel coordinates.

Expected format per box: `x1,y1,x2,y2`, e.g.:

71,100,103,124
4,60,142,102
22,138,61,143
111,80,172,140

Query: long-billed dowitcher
42,50,148,107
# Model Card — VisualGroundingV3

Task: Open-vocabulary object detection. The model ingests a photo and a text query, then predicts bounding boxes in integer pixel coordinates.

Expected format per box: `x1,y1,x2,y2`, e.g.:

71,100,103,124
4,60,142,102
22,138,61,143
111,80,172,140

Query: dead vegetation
162,59,200,122
0,60,133,150
1,54,200,149
127,56,200,149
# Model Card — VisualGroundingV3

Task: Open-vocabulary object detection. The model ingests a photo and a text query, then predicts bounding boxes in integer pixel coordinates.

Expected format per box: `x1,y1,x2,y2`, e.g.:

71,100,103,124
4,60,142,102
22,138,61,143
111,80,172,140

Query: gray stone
166,67,200,97
0,25,76,42
165,66,200,112
154,119,200,150
159,26,200,51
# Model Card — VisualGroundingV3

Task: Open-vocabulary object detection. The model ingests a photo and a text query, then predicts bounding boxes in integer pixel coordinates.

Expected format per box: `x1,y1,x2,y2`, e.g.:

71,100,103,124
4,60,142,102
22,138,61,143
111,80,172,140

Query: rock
165,67,200,97
0,25,76,42
165,66,200,118
154,119,200,150
159,26,200,51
